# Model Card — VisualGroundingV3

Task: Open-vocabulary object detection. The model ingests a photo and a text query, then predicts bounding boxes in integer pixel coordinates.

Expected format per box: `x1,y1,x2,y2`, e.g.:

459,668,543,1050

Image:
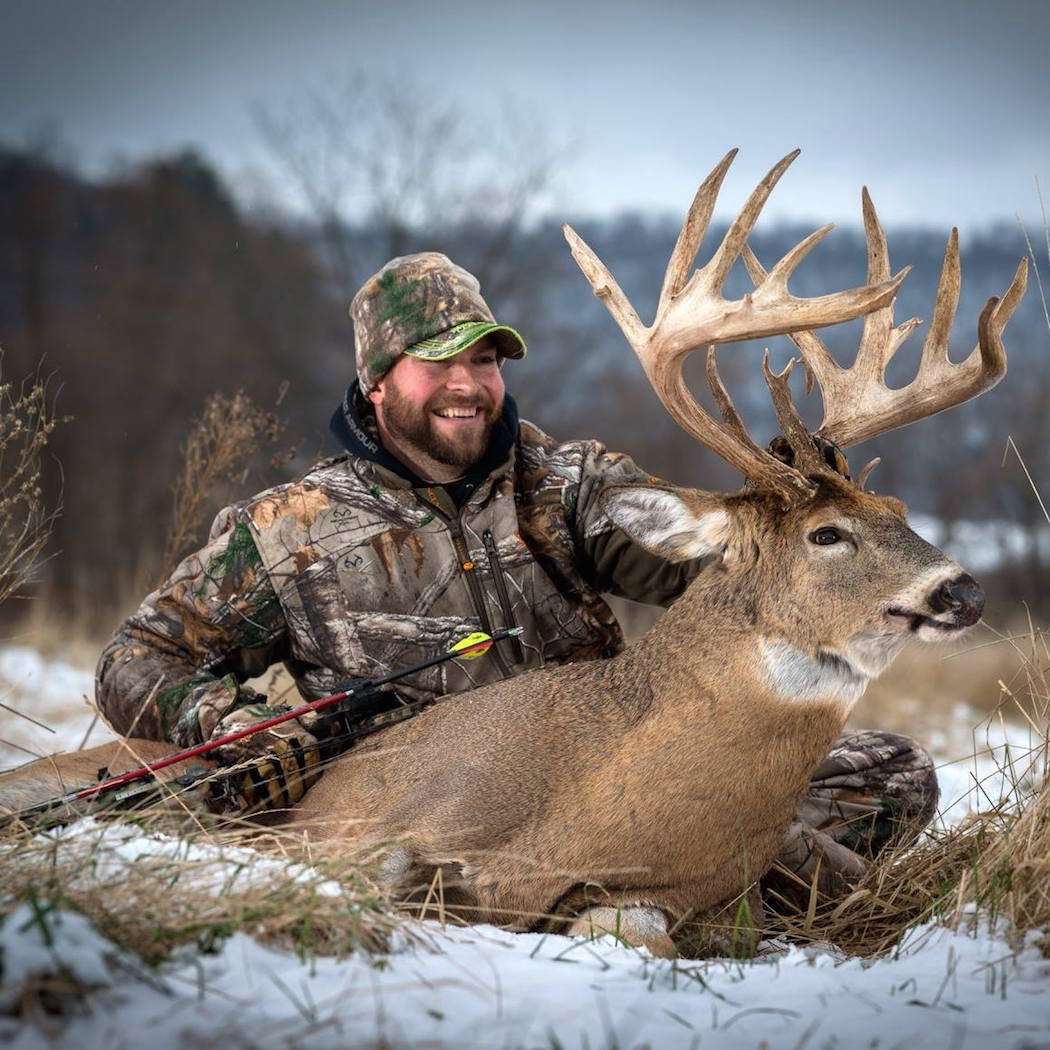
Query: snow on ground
0,647,114,771
930,702,1046,828
2,647,1048,1047
2,871,1049,1049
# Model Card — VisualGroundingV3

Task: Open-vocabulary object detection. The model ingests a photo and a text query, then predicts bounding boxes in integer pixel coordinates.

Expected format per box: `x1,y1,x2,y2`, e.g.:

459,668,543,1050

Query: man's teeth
435,407,478,418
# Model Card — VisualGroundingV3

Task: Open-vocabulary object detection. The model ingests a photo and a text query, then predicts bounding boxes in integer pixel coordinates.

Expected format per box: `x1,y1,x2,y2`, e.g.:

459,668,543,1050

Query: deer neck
631,568,870,730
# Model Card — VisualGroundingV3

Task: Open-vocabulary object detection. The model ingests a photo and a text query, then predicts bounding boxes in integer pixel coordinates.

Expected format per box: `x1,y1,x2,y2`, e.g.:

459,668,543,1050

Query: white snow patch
30,818,343,899
0,903,148,1015
0,646,112,771
928,703,1046,828
2,910,1049,1048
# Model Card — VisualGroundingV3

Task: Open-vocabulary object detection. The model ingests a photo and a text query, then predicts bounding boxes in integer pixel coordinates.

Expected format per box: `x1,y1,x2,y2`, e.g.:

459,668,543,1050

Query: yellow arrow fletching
450,631,494,660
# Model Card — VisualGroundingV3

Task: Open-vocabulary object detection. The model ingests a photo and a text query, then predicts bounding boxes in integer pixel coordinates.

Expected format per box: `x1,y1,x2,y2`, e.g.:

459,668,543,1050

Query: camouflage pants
769,730,939,900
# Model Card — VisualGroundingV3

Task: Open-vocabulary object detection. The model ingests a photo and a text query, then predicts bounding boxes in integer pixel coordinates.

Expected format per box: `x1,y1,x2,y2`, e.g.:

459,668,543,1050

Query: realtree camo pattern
351,253,525,393
771,729,940,896
96,421,697,748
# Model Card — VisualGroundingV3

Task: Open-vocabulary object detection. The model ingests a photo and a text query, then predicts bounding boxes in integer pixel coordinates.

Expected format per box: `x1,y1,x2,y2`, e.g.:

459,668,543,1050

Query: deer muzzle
927,573,984,627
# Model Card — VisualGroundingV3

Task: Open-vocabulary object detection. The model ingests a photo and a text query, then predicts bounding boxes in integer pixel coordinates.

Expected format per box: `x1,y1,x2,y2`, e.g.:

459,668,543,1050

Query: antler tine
856,188,904,384
918,227,961,373
762,353,827,474
705,346,766,451
653,157,907,352
562,223,647,349
696,149,801,297
742,242,844,397
818,239,1028,448
757,187,1029,449
658,148,737,314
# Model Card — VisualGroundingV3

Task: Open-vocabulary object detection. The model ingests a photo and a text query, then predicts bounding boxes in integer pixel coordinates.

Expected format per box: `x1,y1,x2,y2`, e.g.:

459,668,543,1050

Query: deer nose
928,573,984,625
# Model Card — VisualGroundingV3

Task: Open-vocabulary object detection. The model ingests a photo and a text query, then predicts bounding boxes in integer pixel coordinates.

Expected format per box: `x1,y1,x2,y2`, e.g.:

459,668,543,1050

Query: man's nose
445,361,481,391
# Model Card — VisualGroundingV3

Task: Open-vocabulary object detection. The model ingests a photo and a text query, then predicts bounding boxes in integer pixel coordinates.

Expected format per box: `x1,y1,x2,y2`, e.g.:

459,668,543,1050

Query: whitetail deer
1,150,1027,957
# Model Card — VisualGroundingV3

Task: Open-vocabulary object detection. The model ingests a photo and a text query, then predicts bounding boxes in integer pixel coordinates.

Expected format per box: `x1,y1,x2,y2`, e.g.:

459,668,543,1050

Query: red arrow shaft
72,635,497,802
73,686,356,800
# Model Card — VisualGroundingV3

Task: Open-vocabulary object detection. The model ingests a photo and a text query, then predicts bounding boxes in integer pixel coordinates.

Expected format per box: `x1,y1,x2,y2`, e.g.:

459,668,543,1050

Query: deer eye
809,526,843,546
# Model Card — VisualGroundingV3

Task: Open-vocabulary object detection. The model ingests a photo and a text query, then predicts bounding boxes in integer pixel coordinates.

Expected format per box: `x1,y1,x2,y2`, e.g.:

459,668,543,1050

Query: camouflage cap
351,252,527,393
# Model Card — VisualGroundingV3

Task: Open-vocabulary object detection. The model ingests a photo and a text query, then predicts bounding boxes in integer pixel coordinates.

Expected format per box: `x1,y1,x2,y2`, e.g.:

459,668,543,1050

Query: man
96,252,939,894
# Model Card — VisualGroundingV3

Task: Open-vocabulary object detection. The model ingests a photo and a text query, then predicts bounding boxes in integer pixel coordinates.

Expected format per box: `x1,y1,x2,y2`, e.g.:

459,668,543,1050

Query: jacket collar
329,380,520,506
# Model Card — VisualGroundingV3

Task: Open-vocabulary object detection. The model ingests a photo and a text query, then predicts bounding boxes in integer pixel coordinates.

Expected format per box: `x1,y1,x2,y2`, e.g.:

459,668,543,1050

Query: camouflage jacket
96,418,700,747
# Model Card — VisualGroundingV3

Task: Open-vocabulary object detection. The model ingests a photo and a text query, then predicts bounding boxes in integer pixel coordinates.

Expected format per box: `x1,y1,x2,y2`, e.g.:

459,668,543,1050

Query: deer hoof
567,906,676,958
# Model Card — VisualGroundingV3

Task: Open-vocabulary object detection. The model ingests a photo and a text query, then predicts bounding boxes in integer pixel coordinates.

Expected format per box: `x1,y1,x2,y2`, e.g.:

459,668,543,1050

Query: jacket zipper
483,528,526,666
417,494,513,679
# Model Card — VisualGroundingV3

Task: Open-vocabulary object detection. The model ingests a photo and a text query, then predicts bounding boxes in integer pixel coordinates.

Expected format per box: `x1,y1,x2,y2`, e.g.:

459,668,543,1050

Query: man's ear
601,485,735,563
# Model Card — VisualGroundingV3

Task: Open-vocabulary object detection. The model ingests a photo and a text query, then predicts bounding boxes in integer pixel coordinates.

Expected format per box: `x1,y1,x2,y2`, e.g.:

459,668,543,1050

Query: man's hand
208,701,322,764
206,702,324,810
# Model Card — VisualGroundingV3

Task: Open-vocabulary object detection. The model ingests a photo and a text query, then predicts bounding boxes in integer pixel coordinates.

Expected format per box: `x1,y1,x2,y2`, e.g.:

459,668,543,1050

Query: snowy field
3,820,1050,1049
2,645,1048,1048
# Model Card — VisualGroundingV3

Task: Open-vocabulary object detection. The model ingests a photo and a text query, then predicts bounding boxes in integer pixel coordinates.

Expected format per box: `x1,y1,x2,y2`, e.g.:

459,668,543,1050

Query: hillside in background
0,143,1046,630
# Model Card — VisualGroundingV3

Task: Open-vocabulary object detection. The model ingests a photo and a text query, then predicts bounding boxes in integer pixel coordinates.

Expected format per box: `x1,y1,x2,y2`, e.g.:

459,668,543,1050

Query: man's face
369,340,506,470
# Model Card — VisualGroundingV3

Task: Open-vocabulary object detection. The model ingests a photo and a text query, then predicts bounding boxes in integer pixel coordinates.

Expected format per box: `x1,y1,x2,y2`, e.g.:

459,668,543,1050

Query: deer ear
602,486,734,563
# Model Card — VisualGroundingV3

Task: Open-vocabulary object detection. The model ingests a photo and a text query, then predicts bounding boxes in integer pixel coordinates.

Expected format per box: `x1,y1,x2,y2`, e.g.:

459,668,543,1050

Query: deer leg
673,883,766,960
566,905,676,958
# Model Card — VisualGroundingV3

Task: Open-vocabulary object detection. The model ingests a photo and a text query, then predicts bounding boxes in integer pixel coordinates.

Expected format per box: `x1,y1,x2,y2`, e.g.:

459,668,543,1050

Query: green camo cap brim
403,321,527,362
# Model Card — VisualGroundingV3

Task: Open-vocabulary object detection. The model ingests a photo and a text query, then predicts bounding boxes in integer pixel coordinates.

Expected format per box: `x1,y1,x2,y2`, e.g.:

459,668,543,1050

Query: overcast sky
3,0,1048,230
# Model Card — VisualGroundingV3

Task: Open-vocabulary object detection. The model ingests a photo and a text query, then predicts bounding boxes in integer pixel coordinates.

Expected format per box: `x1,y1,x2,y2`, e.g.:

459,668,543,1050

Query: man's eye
809,527,842,546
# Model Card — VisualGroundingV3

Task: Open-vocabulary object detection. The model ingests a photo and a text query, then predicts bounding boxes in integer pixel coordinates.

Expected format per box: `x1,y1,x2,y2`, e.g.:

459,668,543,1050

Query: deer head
565,149,1027,701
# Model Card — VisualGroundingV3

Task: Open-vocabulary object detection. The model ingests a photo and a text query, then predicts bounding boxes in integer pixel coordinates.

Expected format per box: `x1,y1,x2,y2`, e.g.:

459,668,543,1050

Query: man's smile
434,406,482,420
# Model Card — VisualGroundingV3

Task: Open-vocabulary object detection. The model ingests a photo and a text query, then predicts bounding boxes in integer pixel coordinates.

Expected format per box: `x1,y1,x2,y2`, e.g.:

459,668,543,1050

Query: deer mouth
885,607,969,633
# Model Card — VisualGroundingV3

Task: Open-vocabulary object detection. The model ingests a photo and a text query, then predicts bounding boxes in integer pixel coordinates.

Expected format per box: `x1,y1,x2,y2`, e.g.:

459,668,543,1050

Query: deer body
293,602,851,924
291,478,964,928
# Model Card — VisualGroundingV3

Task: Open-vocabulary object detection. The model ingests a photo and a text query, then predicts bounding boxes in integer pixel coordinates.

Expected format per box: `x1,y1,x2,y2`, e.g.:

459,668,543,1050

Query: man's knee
801,729,940,857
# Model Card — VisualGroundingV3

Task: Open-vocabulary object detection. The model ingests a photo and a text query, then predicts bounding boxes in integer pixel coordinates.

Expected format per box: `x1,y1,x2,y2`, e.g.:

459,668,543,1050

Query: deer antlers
743,188,1028,450
564,149,1027,504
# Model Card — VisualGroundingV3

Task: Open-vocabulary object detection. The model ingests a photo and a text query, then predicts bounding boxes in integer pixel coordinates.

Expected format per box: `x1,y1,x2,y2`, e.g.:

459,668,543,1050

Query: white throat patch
759,637,870,711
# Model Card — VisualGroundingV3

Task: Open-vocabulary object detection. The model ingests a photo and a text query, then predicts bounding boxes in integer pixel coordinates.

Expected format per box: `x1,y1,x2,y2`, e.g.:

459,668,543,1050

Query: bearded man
96,252,939,895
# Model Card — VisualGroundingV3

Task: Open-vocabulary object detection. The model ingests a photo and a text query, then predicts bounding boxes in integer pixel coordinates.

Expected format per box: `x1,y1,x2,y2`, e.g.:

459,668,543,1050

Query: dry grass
0,811,402,968
0,358,67,608
765,761,1050,957
160,388,288,582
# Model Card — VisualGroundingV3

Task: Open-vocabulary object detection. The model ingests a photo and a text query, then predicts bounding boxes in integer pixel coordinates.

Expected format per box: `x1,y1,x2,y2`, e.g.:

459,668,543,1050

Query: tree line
0,138,1046,632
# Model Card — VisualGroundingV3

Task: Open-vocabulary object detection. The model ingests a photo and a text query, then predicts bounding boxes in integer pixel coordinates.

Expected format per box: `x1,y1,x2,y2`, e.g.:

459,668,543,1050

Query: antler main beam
563,149,906,503
743,188,1029,449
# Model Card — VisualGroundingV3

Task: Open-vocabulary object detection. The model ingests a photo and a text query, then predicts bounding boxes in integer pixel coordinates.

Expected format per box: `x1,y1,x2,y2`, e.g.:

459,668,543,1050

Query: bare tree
253,75,570,295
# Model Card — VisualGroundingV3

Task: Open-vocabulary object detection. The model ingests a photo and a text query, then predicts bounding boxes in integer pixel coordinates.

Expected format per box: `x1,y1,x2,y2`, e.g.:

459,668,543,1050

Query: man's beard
381,384,502,470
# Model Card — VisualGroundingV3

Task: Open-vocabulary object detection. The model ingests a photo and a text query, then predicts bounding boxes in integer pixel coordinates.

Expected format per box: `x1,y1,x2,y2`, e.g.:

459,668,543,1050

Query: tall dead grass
0,358,66,608
160,388,289,582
